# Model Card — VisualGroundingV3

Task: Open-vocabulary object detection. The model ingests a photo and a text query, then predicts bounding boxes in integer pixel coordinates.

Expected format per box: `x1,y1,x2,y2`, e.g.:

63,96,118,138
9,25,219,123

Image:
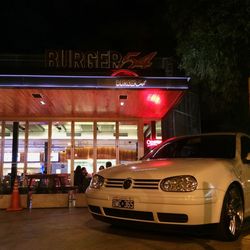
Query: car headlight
90,174,105,189
160,175,198,192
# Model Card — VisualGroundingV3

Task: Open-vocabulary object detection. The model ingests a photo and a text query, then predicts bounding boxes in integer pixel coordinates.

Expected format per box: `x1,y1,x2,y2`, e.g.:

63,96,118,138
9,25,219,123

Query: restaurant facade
0,50,191,185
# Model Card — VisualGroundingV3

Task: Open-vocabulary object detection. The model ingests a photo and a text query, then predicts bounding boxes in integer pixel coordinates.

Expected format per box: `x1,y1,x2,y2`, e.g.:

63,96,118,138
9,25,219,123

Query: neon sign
116,79,146,87
45,50,157,70
146,139,162,148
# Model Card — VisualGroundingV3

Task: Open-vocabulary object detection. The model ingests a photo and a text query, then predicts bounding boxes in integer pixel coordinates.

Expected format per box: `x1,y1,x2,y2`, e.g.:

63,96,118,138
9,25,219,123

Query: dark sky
0,0,175,55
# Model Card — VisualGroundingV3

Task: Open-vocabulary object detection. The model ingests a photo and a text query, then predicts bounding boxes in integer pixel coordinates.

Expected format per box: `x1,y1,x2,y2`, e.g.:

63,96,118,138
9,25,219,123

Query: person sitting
74,165,84,193
106,161,112,168
98,165,105,171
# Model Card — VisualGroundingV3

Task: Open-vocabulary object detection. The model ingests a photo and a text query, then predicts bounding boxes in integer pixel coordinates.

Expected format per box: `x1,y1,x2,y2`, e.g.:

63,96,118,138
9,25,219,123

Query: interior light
120,101,125,106
40,100,46,105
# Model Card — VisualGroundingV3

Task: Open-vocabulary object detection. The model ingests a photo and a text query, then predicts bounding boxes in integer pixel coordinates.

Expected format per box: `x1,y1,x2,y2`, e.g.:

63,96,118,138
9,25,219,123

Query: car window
147,135,236,159
241,136,250,160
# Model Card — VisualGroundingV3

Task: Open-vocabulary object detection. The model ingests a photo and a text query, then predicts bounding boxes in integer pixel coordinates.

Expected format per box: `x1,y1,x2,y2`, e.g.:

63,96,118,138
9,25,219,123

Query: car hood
99,158,236,181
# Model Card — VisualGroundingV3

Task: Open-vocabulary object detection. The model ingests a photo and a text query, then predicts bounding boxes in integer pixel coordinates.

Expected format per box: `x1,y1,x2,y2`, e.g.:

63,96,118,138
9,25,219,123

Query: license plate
112,198,134,209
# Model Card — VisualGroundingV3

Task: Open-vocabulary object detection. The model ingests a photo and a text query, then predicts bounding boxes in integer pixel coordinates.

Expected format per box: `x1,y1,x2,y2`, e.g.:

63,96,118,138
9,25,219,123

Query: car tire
215,184,244,241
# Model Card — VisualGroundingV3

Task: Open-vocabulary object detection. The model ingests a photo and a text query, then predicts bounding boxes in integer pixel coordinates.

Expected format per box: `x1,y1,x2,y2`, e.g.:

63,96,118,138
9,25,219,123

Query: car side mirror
247,152,250,160
244,152,250,164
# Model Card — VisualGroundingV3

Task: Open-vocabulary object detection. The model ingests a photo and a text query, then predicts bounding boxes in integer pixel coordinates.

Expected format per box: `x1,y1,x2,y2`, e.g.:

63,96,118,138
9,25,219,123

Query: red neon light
111,69,139,77
146,139,162,148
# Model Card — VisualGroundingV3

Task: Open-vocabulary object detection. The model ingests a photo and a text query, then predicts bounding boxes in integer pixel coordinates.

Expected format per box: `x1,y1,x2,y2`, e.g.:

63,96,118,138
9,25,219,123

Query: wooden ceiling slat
0,88,183,120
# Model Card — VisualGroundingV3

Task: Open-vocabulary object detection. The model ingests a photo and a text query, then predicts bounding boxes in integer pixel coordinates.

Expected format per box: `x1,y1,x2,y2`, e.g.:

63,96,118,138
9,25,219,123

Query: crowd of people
74,161,112,193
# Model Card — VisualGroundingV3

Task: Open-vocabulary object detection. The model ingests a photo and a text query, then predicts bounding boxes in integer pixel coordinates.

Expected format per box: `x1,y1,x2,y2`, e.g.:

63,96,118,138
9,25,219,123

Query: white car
86,133,250,241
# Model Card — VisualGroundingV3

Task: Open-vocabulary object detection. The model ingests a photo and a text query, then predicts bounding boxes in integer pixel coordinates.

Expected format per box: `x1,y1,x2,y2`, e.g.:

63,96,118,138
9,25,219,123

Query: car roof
165,132,248,142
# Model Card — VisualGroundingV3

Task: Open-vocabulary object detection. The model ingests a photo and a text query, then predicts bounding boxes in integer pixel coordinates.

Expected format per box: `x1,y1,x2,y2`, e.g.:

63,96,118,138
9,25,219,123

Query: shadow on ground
86,214,250,244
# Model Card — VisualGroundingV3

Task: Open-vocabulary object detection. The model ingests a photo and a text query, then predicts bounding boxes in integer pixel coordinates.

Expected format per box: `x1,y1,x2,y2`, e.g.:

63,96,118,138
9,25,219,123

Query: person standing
74,165,84,193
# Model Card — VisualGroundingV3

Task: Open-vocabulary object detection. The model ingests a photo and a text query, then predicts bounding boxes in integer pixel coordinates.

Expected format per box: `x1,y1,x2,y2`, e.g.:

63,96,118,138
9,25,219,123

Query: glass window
3,122,13,177
2,122,24,177
97,122,116,169
74,122,94,175
27,122,49,174
119,122,138,164
144,135,236,159
241,136,250,160
51,122,71,175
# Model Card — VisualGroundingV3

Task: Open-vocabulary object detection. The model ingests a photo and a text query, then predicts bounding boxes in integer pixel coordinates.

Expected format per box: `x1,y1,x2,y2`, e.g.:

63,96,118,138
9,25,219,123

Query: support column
44,142,48,174
0,122,5,178
115,121,119,165
137,120,144,159
11,122,19,189
24,121,29,175
70,121,75,185
93,122,97,173
151,121,156,140
47,122,52,174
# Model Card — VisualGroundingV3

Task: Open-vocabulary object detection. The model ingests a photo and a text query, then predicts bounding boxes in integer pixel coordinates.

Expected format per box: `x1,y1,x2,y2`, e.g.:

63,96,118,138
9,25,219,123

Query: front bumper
86,188,225,225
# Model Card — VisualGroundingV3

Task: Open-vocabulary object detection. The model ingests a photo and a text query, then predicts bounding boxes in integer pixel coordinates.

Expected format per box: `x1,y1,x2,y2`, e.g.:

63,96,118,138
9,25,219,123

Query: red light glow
147,94,161,104
111,69,139,77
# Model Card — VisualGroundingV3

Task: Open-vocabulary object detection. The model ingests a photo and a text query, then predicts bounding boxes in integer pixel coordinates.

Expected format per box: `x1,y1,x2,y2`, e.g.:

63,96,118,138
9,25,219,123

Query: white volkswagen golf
86,133,250,241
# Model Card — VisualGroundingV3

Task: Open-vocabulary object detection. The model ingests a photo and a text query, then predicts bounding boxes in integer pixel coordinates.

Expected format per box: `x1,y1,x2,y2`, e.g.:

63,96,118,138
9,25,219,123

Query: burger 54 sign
45,50,157,70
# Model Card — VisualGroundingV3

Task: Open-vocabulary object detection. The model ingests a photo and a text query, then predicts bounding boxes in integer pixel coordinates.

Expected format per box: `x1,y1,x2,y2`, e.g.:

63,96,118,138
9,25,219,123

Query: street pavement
0,207,250,250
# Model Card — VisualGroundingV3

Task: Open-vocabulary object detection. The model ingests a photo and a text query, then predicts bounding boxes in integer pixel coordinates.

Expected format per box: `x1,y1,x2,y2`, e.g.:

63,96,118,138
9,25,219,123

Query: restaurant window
2,122,21,177
27,122,49,174
97,122,116,169
1,122,25,178
74,122,94,174
51,122,71,175
118,122,138,164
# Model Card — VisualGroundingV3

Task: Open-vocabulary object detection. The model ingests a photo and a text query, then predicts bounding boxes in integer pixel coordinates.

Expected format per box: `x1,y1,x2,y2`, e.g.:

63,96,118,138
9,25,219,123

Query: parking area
0,208,250,250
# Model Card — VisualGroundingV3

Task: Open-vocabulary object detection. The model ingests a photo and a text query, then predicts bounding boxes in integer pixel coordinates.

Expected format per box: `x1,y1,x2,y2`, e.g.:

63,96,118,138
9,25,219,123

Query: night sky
0,0,175,55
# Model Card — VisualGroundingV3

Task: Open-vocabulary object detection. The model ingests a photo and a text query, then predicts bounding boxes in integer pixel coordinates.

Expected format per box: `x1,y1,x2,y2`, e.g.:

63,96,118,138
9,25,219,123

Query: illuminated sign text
45,50,157,70
116,79,146,87
146,139,162,148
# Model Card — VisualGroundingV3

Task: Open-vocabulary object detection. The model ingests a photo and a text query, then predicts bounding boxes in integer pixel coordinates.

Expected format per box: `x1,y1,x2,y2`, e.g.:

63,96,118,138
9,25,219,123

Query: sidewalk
0,208,89,250
0,208,250,250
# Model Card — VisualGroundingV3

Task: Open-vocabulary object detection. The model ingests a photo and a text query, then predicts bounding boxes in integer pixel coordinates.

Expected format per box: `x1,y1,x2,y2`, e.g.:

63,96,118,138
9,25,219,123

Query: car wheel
216,184,244,241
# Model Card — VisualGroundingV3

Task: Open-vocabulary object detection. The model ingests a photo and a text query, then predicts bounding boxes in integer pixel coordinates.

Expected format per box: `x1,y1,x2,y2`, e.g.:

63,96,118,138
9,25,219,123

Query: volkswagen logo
123,178,133,189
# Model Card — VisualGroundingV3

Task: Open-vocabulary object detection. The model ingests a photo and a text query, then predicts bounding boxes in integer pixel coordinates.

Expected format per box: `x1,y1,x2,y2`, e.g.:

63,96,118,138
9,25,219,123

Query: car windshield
143,135,236,159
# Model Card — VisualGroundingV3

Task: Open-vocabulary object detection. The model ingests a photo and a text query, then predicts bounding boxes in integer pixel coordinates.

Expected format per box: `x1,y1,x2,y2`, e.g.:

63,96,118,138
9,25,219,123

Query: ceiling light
147,94,161,104
40,100,46,105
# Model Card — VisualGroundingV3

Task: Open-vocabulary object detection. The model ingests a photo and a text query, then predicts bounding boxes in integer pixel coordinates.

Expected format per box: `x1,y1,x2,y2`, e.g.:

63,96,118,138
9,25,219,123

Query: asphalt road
0,208,250,250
